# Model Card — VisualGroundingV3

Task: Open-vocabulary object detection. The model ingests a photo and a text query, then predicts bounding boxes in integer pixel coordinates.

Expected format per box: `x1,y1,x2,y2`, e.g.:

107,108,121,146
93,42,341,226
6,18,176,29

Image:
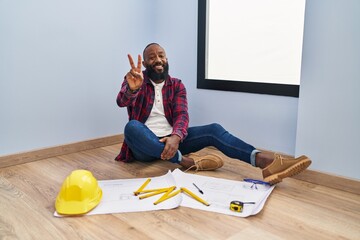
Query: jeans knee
124,120,142,136
208,123,225,133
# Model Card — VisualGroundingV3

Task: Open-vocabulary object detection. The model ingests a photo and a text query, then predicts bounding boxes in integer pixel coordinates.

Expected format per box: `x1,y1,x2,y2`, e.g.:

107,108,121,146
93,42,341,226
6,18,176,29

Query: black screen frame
197,0,300,97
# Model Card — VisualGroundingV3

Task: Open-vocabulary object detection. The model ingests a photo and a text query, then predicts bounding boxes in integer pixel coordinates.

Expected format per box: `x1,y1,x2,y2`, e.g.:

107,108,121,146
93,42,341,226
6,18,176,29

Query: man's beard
145,62,169,82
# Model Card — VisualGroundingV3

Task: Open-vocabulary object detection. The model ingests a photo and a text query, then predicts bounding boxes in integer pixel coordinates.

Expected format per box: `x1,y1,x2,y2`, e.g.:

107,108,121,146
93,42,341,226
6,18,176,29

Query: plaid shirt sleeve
167,79,189,141
116,77,139,108
115,77,142,162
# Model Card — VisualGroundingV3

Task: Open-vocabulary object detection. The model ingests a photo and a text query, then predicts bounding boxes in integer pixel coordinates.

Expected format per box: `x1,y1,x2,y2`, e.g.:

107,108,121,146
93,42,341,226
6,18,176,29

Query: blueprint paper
54,169,274,218
172,169,274,217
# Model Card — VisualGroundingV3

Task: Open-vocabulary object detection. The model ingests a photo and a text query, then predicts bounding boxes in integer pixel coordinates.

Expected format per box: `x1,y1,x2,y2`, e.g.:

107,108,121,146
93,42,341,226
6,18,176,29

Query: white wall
296,0,360,180
0,0,154,155
154,0,299,155
0,0,299,157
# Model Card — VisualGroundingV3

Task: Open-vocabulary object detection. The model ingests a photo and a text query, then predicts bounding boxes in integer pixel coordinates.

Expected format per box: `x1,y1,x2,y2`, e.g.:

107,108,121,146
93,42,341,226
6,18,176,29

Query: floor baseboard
293,169,360,195
0,134,124,168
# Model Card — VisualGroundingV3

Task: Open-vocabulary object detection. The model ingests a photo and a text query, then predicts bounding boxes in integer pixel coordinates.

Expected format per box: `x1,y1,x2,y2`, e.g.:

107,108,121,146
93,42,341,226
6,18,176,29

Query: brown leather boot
262,154,312,185
185,153,224,171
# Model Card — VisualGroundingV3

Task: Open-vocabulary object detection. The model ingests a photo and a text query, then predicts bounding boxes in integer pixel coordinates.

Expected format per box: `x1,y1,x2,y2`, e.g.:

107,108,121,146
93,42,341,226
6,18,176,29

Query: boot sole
264,157,312,185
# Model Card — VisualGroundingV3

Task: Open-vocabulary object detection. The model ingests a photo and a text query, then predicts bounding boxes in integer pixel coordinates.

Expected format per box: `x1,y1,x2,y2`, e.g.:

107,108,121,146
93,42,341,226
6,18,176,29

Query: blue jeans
124,120,258,166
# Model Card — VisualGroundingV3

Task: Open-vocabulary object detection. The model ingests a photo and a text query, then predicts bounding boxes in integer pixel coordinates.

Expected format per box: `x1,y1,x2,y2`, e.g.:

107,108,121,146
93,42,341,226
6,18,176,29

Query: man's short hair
143,43,161,59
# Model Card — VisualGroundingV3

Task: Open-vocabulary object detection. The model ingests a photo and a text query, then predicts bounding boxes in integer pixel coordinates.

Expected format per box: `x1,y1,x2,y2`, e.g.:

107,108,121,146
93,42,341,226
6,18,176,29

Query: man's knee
208,123,225,133
124,120,142,135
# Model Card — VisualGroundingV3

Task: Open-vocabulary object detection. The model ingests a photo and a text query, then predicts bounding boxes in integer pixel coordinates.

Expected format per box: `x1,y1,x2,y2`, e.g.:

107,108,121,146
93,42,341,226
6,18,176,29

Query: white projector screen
197,0,306,97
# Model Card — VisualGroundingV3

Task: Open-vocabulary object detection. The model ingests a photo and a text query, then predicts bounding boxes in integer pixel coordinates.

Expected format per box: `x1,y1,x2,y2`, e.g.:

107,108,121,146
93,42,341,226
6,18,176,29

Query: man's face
143,44,169,82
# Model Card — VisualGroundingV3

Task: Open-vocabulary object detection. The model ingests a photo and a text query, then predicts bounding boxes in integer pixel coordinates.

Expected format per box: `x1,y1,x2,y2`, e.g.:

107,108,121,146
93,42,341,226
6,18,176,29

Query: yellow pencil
153,189,181,205
134,178,151,195
138,188,170,199
181,187,210,206
153,186,176,203
134,187,171,196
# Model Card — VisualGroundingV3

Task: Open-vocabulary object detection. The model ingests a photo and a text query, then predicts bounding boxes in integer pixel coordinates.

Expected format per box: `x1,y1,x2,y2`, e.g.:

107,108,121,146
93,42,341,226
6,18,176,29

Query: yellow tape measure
230,201,256,212
230,201,243,212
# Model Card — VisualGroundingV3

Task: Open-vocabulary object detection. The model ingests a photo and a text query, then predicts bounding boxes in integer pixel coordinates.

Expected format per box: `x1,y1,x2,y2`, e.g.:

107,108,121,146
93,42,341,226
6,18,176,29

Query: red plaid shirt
115,71,189,162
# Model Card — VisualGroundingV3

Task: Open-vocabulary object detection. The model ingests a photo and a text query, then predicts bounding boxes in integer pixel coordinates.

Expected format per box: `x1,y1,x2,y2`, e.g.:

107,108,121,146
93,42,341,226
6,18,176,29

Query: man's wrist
171,134,181,143
128,87,140,94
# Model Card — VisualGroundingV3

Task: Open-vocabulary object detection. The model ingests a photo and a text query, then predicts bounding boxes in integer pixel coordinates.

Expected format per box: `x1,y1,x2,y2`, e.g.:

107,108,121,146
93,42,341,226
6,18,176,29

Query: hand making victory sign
126,54,143,92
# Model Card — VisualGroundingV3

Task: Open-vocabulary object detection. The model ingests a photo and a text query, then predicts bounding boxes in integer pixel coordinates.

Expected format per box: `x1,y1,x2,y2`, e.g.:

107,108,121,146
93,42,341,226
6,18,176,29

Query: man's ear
142,61,146,68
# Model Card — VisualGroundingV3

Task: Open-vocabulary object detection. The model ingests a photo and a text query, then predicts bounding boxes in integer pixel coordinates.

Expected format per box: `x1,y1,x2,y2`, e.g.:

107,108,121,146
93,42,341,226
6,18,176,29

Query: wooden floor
1,144,359,240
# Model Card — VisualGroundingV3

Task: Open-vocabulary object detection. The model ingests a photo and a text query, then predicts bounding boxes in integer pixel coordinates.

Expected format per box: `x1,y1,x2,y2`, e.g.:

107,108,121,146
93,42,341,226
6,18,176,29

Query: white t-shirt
144,80,173,137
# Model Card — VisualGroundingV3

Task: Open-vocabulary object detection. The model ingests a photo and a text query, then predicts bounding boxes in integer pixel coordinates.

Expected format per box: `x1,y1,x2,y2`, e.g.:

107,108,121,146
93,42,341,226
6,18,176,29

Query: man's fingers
127,54,136,69
130,71,142,79
160,136,180,160
137,54,142,71
128,54,143,76
161,148,176,160
160,138,172,160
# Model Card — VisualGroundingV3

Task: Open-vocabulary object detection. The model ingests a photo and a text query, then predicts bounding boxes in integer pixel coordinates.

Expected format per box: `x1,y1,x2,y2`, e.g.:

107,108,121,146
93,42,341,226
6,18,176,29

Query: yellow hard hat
55,170,102,215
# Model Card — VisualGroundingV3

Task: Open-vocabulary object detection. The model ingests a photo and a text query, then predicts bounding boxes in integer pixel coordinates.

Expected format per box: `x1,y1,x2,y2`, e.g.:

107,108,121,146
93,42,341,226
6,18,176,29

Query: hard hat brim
55,189,102,215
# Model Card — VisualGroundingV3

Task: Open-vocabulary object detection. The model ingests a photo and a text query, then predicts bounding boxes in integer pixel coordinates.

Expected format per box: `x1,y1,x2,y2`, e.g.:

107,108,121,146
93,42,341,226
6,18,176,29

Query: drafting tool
181,187,210,206
134,187,170,196
230,201,243,212
192,183,204,194
153,186,176,203
154,189,181,205
134,178,151,195
230,201,256,212
138,188,172,200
